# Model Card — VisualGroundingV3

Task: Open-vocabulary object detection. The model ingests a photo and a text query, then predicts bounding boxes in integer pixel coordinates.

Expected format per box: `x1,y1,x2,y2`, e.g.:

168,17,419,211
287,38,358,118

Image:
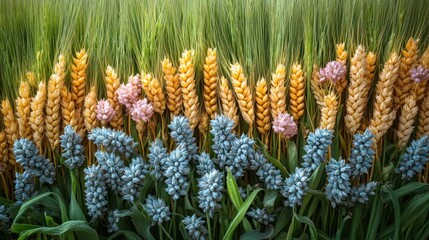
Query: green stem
286,216,295,240
207,213,213,240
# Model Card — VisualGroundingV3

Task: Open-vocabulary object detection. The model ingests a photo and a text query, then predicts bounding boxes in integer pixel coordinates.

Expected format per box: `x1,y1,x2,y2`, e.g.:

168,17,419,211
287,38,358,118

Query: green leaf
223,188,263,240
239,225,274,240
256,139,288,176
226,169,252,231
120,205,156,240
382,186,401,240
108,230,144,240
262,190,278,210
293,211,317,240
12,221,98,240
287,140,298,172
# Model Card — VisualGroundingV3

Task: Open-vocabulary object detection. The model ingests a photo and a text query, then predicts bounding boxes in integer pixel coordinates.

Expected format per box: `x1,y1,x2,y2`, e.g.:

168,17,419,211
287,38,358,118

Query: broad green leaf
256,139,288,176
223,188,263,240
108,230,144,240
382,186,401,240
239,225,274,240
119,205,156,240
293,211,317,240
13,221,98,240
287,140,298,172
226,169,252,231
262,190,278,210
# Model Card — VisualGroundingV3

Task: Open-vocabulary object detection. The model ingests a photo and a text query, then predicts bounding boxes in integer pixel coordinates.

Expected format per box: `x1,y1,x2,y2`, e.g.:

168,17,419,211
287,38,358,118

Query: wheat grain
394,38,420,107
336,43,348,93
203,48,218,119
396,94,418,149
270,64,287,119
320,91,338,131
345,45,368,135
15,81,32,139
54,55,66,82
179,50,200,129
26,71,37,88
1,99,18,166
310,64,325,109
162,58,182,116
61,85,76,128
369,52,400,142
29,82,47,150
46,74,62,149
71,49,88,136
219,76,239,127
142,73,166,114
416,91,429,137
83,86,99,133
255,78,270,135
230,63,254,126
290,63,305,121
105,66,123,129
198,111,210,134
0,131,8,173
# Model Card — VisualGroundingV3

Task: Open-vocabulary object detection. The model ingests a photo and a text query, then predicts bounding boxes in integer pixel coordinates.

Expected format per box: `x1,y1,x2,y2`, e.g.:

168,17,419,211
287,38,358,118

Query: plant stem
207,213,213,240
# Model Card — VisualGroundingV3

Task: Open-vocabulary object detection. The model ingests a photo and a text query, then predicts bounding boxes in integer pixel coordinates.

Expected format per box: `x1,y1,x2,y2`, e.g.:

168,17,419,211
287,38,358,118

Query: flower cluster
117,75,141,110
107,210,121,233
247,207,275,225
325,158,352,208
281,168,309,207
349,182,378,205
169,115,198,162
182,214,208,240
349,129,375,177
410,65,429,83
272,113,298,139
95,151,125,192
211,116,236,168
14,171,36,204
319,61,347,83
198,169,224,218
0,205,9,229
88,127,137,158
197,152,215,176
84,165,108,219
14,138,55,185
96,99,116,124
120,156,148,202
301,129,333,174
163,144,190,200
148,139,169,180
227,135,255,178
144,195,171,225
130,98,153,122
395,135,429,180
60,125,85,169
256,161,283,191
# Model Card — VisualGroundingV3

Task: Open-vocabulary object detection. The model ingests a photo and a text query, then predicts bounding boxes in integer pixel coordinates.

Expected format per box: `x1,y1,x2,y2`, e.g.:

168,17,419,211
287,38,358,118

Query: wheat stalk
203,48,218,119
46,74,63,149
255,78,270,135
30,82,47,150
394,38,420,107
71,49,88,136
105,66,123,129
396,94,418,149
142,73,166,114
345,45,368,135
219,76,239,127
61,85,76,128
369,52,400,142
83,86,99,133
0,131,8,172
162,58,182,116
270,64,287,119
290,63,305,121
230,63,254,126
310,64,325,109
15,81,32,139
179,50,200,129
1,99,18,166
336,43,348,93
320,91,338,131
417,91,429,138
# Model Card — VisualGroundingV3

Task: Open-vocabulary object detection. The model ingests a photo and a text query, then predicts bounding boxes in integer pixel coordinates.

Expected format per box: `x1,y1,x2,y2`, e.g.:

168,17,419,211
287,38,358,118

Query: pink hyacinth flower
130,98,154,123
272,113,298,139
410,65,429,83
129,74,142,94
96,99,116,124
117,83,139,111
319,61,347,83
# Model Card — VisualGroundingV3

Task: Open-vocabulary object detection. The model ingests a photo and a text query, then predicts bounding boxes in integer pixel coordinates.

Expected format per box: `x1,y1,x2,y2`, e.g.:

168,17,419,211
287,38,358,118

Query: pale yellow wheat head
310,64,325,109
30,82,47,150
1,99,18,166
105,66,123,129
83,87,99,133
336,43,348,93
320,91,338,131
15,81,32,139
231,63,254,126
396,94,418,148
61,85,76,129
270,64,287,119
219,76,239,127
46,74,63,149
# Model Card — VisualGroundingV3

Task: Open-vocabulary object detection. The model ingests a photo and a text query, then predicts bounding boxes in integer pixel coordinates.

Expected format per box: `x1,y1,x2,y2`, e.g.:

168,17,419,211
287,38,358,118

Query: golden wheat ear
219,76,239,127
416,92,429,138
255,78,270,135
320,91,338,131
71,49,88,136
335,43,348,93
162,58,182,116
290,63,305,121
46,73,63,149
83,86,99,133
30,82,47,151
16,81,32,139
179,50,200,129
396,94,418,149
203,48,218,119
105,66,123,129
230,63,254,126
1,99,18,166
270,64,287,119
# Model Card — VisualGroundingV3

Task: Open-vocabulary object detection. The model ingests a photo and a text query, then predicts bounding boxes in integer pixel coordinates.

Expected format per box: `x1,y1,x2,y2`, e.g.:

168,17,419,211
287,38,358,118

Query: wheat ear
83,86,99,133
369,52,400,142
71,49,88,136
142,73,166,114
179,50,200,129
336,43,348,93
310,64,325,109
290,63,305,121
55,55,66,82
396,94,418,149
15,81,32,139
162,58,182,116
198,111,210,134
105,66,123,129
417,91,429,137
270,64,287,118
394,38,420,107
345,45,368,135
231,63,254,126
46,74,63,149
203,48,218,119
30,82,47,150
1,99,18,166
320,91,338,131
363,52,376,100
0,131,8,172
255,78,270,135
61,85,76,128
26,71,37,88
411,46,429,102
219,76,239,127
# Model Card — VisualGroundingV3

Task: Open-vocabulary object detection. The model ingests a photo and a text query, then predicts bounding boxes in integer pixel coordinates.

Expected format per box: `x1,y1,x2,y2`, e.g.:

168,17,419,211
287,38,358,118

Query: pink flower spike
319,61,347,83
129,74,142,94
410,65,429,83
96,99,116,124
130,98,154,123
117,82,140,111
272,113,298,139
